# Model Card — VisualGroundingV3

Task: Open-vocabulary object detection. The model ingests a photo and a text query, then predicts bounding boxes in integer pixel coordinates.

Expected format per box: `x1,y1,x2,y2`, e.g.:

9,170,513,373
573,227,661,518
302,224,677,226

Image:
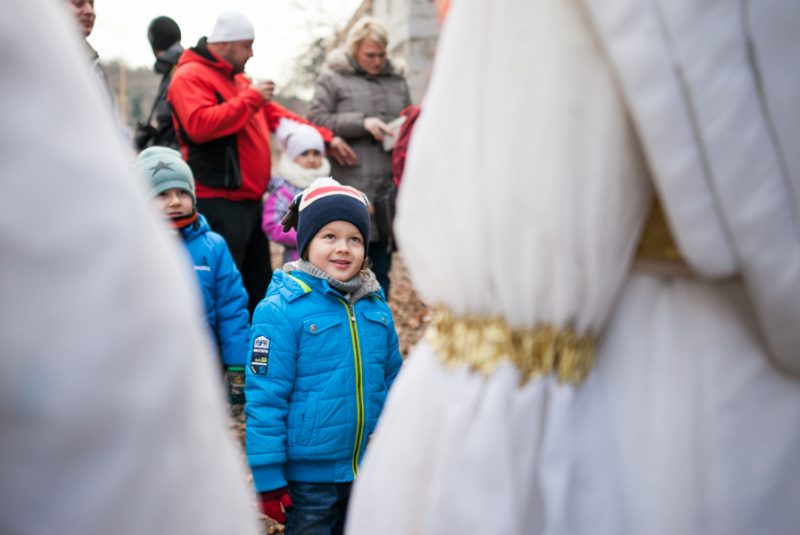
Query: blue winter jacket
180,214,250,367
245,269,403,492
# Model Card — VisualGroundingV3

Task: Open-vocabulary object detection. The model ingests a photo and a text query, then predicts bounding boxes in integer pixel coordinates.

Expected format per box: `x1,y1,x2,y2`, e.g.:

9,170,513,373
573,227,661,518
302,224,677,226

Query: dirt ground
237,246,432,532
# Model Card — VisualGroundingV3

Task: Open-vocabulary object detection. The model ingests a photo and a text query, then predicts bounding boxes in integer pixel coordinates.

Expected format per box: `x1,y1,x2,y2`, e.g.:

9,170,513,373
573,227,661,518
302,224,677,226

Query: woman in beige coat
307,17,411,296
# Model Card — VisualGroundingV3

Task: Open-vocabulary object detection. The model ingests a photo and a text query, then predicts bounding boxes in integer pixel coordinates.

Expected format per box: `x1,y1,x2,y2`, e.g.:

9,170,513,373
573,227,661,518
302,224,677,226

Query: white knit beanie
276,119,326,161
207,11,255,43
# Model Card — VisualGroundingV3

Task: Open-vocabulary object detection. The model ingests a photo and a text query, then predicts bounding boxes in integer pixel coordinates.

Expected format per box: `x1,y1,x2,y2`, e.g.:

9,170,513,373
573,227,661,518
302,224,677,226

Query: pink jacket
262,176,302,263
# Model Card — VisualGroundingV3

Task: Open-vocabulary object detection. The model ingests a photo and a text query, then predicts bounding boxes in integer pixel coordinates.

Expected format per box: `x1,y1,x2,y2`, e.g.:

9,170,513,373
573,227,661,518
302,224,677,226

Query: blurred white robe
345,0,800,533
0,1,259,534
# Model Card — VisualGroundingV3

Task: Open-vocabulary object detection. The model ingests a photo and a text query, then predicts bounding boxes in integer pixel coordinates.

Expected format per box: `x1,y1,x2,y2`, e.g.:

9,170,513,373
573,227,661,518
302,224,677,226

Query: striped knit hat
281,177,370,259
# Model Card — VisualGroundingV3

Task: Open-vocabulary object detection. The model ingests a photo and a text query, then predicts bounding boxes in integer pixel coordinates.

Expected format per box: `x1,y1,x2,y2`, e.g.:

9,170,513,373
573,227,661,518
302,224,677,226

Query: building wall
367,0,439,104
325,0,438,104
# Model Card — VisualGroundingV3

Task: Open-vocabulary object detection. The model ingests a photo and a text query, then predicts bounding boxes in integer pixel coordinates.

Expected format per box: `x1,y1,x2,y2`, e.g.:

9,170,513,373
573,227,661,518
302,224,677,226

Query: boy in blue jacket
246,177,403,534
135,147,250,415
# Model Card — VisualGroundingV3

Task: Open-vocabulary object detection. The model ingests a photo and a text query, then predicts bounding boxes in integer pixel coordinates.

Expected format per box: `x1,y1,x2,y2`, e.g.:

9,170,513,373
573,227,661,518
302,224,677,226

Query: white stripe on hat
298,177,368,212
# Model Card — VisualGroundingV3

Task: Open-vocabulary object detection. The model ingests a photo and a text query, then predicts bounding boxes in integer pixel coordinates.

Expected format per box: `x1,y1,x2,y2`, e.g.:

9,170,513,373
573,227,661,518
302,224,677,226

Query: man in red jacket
168,11,356,315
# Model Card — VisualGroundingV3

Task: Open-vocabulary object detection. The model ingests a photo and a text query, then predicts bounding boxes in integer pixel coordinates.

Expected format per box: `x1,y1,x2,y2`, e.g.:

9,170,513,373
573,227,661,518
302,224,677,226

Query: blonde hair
346,17,389,57
358,255,373,277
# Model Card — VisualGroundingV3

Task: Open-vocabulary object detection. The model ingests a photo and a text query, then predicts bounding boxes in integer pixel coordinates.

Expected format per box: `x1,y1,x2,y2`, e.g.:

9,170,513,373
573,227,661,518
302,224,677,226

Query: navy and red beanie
281,177,371,259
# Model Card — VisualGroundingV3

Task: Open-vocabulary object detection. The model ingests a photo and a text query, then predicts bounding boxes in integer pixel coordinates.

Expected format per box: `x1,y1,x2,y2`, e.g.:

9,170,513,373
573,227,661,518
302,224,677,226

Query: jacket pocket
361,309,390,326
297,391,319,446
302,316,342,336
177,91,242,190
224,143,242,189
361,309,390,360
302,316,345,360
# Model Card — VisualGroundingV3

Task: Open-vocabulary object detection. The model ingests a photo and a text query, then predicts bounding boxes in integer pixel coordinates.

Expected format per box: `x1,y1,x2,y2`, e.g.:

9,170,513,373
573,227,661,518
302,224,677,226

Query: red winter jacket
391,105,422,187
168,39,333,201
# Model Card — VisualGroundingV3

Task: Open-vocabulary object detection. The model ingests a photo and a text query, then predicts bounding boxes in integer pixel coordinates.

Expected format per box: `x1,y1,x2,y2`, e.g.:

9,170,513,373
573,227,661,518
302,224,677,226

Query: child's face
307,220,365,282
152,188,193,219
294,149,323,170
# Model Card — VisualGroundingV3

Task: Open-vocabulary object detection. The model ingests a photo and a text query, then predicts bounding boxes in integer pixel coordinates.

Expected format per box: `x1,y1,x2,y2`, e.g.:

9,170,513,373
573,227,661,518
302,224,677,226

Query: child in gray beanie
135,146,251,416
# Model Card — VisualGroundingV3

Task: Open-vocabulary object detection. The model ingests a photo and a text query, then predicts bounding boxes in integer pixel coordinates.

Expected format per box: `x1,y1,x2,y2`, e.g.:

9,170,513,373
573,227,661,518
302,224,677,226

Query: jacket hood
154,41,184,74
322,48,408,78
180,213,210,243
178,37,233,78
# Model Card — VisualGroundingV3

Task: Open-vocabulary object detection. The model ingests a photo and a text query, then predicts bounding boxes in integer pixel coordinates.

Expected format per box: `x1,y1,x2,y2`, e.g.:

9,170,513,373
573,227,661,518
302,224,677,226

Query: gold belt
425,308,596,386
424,198,690,386
633,197,694,277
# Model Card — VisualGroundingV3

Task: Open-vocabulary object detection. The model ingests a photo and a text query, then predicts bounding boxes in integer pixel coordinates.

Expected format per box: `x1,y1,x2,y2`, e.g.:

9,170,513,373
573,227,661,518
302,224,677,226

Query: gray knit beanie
134,147,195,204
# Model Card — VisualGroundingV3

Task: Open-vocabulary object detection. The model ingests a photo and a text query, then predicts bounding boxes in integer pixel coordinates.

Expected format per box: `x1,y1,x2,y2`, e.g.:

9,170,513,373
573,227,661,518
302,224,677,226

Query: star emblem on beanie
150,161,174,176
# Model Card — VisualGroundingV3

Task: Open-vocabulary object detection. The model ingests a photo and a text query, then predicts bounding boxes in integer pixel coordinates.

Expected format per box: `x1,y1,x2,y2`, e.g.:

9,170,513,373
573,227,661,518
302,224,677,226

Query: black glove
224,367,246,416
134,122,158,151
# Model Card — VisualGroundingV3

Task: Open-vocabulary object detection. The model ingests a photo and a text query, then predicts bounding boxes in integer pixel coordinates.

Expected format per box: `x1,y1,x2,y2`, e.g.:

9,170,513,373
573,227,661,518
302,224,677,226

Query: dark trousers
196,197,272,316
286,481,352,535
368,242,392,298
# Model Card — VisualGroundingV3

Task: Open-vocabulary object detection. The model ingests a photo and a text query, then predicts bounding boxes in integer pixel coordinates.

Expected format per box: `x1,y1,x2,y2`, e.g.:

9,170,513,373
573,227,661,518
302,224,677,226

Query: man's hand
363,117,393,142
328,136,358,166
252,80,275,102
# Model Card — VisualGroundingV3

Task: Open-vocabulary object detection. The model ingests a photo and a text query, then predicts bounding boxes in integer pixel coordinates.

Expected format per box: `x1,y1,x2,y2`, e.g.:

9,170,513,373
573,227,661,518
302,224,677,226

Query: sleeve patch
251,336,270,375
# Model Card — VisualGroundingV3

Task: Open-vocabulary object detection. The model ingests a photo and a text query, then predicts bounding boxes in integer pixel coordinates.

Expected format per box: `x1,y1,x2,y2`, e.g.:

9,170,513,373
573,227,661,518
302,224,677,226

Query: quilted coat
168,38,334,201
306,49,411,222
245,269,403,492
181,213,250,367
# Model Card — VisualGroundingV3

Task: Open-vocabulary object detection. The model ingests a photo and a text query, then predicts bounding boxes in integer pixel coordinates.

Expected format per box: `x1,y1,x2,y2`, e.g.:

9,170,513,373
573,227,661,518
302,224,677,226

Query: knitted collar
276,155,331,190
284,260,381,303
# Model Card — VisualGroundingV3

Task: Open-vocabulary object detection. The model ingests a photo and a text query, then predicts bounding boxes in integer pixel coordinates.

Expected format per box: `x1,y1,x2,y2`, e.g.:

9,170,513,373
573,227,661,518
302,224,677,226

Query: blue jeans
286,481,352,535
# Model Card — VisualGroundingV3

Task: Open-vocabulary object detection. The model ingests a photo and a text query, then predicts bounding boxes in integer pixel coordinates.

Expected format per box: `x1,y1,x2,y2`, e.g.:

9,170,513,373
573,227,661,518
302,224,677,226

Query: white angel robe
345,0,800,534
0,1,259,534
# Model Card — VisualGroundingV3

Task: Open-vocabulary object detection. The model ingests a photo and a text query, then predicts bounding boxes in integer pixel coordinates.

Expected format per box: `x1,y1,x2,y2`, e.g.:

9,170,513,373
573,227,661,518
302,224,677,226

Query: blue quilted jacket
245,269,403,492
180,214,249,367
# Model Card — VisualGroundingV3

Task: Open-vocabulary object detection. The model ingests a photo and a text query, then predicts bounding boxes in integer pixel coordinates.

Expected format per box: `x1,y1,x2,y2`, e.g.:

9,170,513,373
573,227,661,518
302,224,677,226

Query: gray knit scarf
283,260,381,303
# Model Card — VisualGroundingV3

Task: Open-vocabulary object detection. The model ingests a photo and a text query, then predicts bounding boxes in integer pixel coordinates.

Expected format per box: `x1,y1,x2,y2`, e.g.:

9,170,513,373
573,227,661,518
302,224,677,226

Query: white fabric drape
345,0,800,533
390,0,651,334
581,0,800,373
0,2,259,534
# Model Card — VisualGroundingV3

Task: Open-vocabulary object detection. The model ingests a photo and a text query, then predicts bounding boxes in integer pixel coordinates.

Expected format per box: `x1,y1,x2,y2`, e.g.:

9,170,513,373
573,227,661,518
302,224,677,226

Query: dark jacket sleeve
212,238,250,367
306,71,368,139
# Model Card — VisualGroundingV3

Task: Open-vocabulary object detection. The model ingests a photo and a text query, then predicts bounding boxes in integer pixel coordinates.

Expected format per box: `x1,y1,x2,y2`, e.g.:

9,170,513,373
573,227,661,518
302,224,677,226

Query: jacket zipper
337,297,365,478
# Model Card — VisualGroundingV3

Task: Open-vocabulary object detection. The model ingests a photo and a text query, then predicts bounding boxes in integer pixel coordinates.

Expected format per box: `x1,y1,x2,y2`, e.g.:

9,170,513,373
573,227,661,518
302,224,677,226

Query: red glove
257,487,293,524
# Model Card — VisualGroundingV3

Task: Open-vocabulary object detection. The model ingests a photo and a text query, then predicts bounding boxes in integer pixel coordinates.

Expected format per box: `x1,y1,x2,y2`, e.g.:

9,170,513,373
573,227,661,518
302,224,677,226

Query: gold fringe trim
636,197,684,263
424,308,597,386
